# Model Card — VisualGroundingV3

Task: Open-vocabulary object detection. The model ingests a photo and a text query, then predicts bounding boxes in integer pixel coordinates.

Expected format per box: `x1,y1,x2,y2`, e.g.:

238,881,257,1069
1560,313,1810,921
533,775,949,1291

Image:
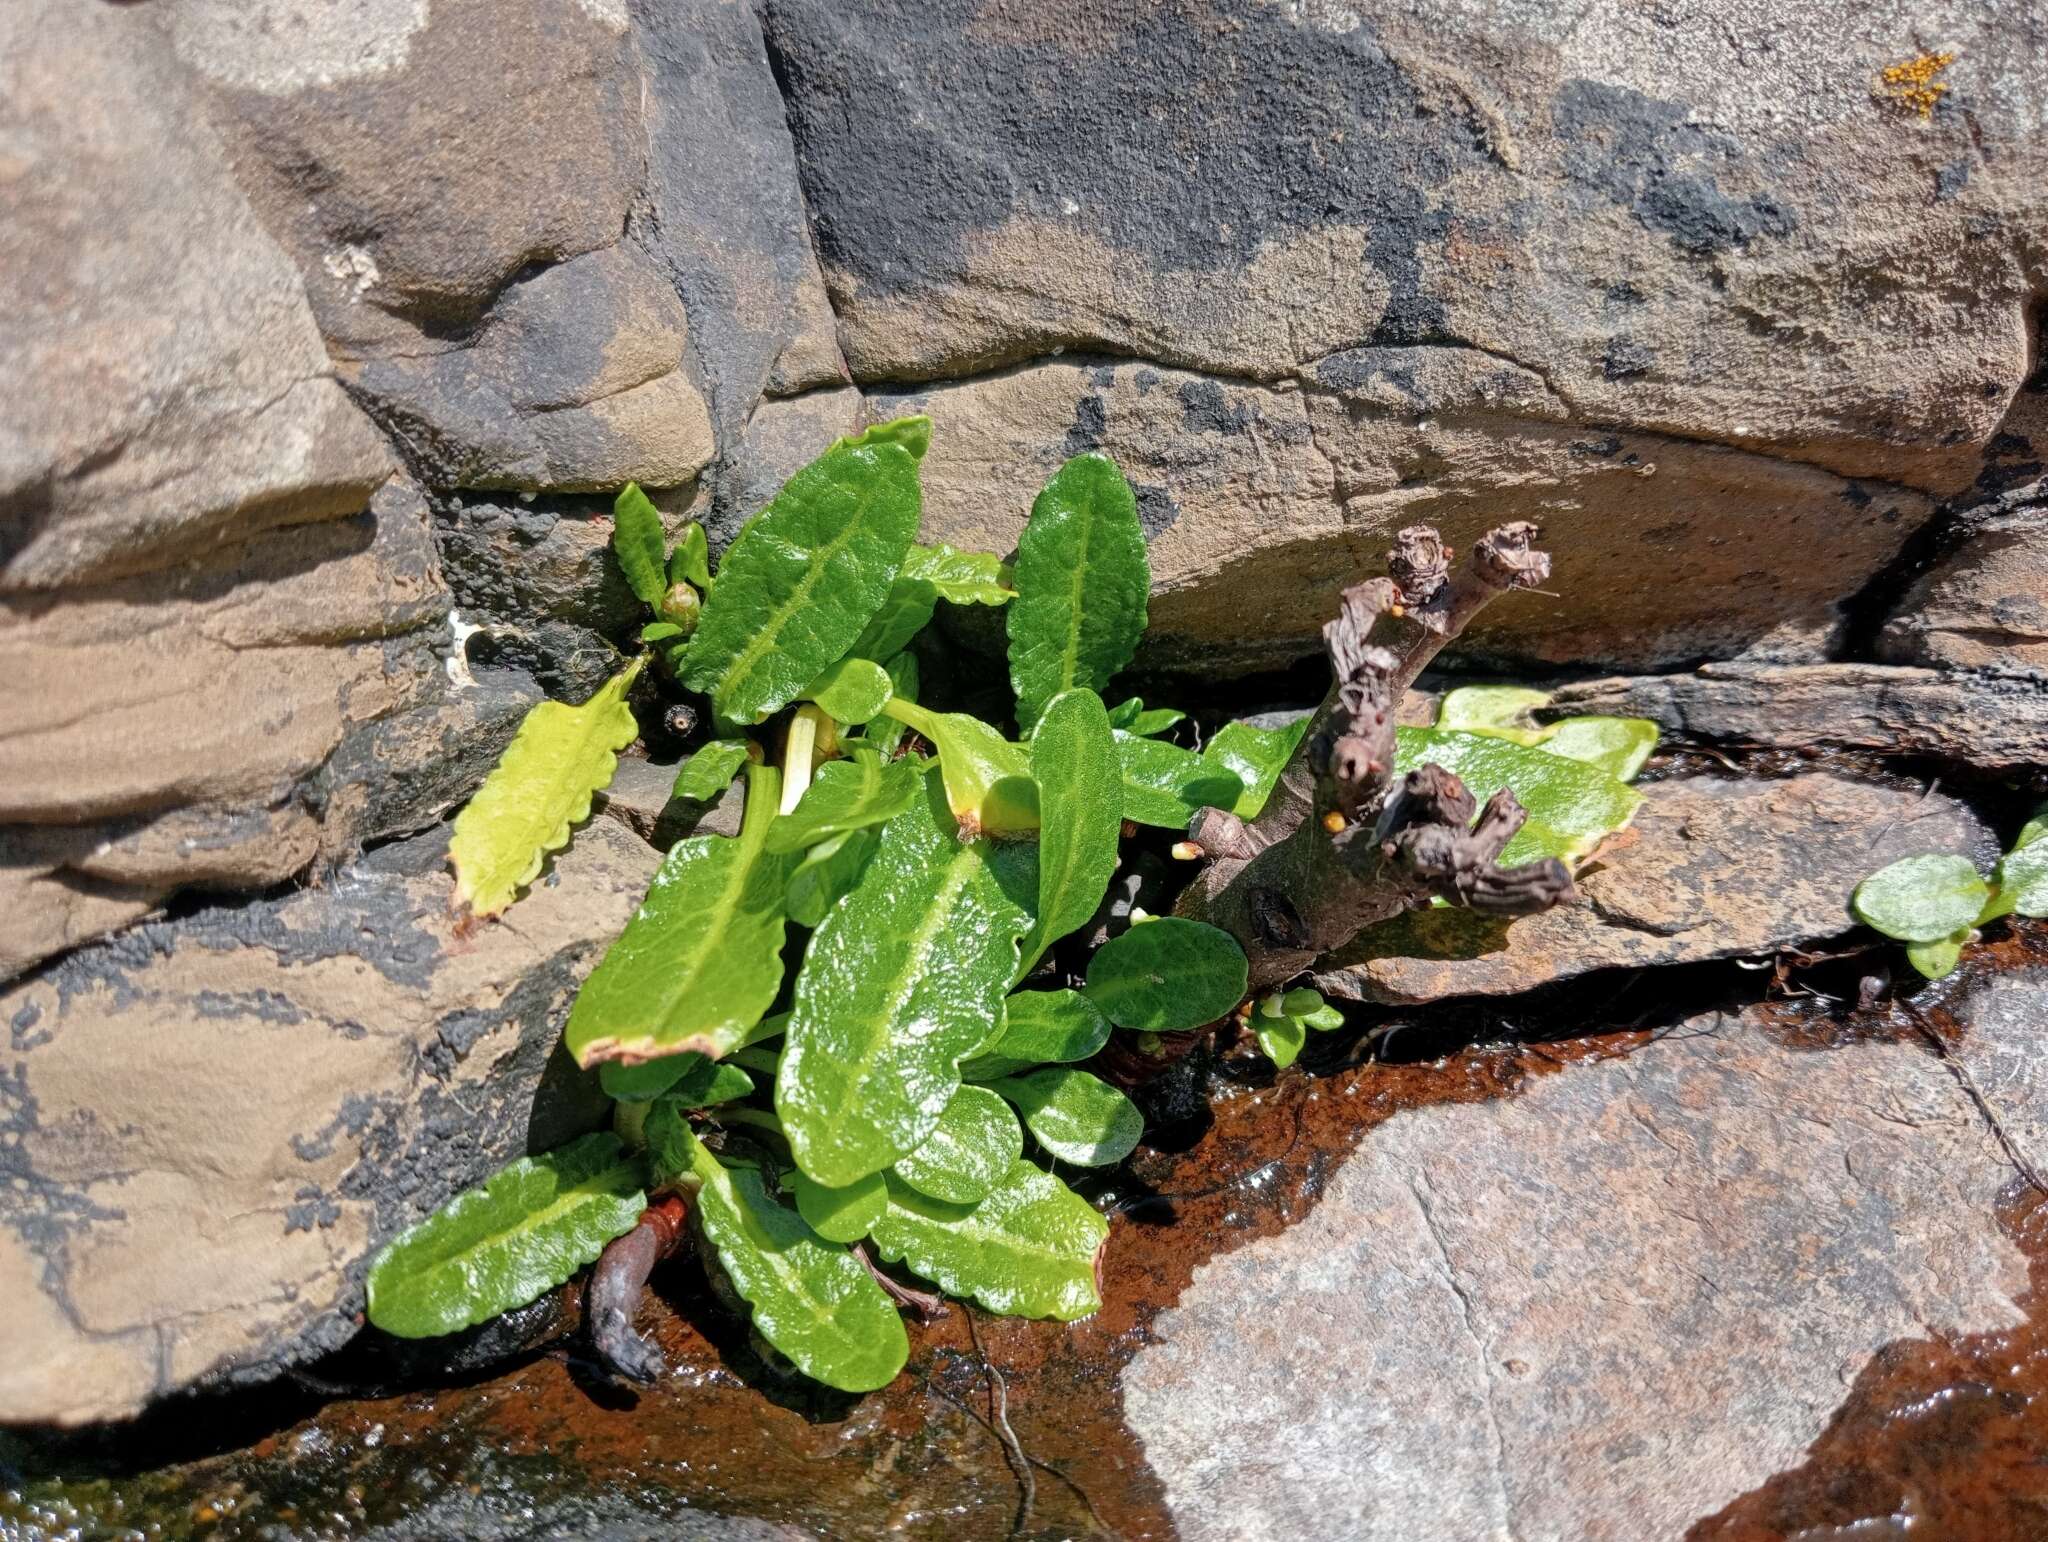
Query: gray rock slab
1123,1010,2035,1542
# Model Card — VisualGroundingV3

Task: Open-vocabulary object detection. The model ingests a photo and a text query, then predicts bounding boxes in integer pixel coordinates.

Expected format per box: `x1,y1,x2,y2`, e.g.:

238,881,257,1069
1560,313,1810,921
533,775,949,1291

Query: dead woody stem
1176,522,1575,994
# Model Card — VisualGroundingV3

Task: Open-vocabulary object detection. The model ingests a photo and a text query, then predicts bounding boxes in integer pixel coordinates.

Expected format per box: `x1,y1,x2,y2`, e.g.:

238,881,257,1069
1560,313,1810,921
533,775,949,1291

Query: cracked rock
0,819,657,1426
1123,1008,2036,1541
1317,772,1995,1005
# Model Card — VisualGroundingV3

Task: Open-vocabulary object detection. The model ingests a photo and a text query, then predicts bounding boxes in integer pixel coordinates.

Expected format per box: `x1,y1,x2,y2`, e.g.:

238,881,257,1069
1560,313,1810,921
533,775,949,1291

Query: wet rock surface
1318,771,1995,1004
0,821,655,1426
11,933,2048,1539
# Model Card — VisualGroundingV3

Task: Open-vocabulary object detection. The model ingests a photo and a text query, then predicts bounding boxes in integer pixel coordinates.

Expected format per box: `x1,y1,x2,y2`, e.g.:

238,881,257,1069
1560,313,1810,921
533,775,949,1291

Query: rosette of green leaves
1251,988,1345,1069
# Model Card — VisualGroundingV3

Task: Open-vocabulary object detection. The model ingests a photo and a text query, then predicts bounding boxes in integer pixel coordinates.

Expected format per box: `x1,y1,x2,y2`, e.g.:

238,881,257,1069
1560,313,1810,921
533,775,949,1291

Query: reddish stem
587,1193,690,1382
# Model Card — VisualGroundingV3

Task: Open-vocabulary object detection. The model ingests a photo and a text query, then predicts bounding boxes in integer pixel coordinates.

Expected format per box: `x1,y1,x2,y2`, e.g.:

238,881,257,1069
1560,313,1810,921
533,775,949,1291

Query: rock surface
0,820,657,1427
1123,1009,2037,1541
1881,483,2048,672
1318,772,1994,1003
1551,662,2048,769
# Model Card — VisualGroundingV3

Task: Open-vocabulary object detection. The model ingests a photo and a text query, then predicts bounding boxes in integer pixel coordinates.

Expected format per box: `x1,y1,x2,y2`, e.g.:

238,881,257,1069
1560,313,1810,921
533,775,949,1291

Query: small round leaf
1852,853,1990,942
1085,917,1248,1031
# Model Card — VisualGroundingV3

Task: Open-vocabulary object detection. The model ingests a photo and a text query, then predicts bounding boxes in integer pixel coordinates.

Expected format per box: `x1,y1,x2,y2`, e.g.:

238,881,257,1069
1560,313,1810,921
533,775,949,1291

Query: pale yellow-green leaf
450,659,643,918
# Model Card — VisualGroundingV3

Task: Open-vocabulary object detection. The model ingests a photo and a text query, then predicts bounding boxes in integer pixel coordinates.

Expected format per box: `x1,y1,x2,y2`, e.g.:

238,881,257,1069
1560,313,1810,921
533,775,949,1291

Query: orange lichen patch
1877,51,1955,119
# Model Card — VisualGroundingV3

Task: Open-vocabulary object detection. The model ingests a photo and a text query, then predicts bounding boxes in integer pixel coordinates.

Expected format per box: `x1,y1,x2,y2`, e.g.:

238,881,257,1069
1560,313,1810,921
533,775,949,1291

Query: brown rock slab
0,820,658,1426
1,0,394,590
1880,486,2048,672
1123,1008,2035,1541
1317,772,1995,1005
879,355,1929,675
1551,662,2048,771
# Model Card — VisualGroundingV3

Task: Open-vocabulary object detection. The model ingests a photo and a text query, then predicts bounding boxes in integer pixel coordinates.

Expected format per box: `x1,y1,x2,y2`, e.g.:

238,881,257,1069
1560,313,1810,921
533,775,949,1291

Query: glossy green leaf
777,776,1033,1186
853,415,932,462
669,520,711,591
1435,687,1657,783
1022,689,1122,976
1204,717,1311,819
450,659,643,919
868,653,919,757
882,698,1039,838
663,1116,907,1392
801,657,894,725
565,763,794,1068
1252,988,1344,1069
962,989,1113,1082
681,421,924,724
849,578,938,662
1852,853,1991,943
1437,685,1551,741
1394,728,1642,867
902,542,1014,605
990,1068,1141,1168
870,1162,1107,1320
1008,454,1150,732
611,483,670,610
666,1059,755,1108
786,828,879,929
673,739,750,803
789,1170,888,1244
1989,809,2048,920
1115,731,1244,829
1255,1015,1307,1070
1906,931,1969,979
642,620,687,647
366,1133,646,1339
601,1052,701,1103
1086,917,1249,1031
767,748,925,854
1107,697,1184,736
891,1085,1023,1205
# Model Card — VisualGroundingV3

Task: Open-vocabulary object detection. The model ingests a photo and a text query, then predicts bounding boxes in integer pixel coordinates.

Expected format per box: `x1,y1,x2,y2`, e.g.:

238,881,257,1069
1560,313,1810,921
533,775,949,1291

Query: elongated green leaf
991,1068,1142,1167
1537,718,1659,782
891,1085,1023,1204
1107,696,1184,736
801,657,894,725
1115,731,1244,829
673,739,750,802
789,1170,888,1244
1906,931,1969,979
1204,717,1311,819
884,698,1039,838
902,542,1014,605
786,828,879,929
870,1162,1107,1320
366,1133,646,1339
611,483,669,610
451,659,643,918
1086,917,1248,1031
662,1116,907,1392
1437,685,1551,741
1022,689,1122,976
962,990,1112,1081
767,749,925,854
681,421,924,724
1394,728,1642,867
855,415,932,462
778,776,1033,1187
669,520,711,591
1853,853,1990,942
1435,687,1657,783
850,578,939,662
602,1052,701,1103
1008,454,1149,731
565,763,794,1067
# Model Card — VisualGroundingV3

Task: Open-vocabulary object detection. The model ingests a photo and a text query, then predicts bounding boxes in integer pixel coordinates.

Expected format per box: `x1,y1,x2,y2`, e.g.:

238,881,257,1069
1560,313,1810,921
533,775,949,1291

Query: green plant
1853,810,2048,978
371,421,1648,1393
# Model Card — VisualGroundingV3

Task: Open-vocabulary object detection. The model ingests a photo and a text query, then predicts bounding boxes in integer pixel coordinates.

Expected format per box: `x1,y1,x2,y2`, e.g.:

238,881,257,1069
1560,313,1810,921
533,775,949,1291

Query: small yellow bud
1170,840,1205,861
1322,811,1347,834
